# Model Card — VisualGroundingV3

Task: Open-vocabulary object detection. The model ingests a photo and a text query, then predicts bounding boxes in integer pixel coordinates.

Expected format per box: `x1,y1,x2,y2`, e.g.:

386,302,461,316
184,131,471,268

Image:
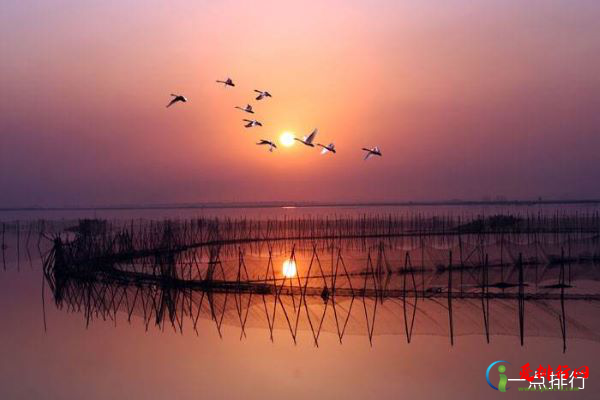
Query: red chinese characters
520,363,535,382
574,366,589,379
521,363,590,381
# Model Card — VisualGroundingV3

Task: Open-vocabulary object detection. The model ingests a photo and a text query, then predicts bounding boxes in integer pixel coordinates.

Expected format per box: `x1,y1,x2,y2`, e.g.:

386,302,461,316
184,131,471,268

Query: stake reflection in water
282,259,297,278
7,214,599,348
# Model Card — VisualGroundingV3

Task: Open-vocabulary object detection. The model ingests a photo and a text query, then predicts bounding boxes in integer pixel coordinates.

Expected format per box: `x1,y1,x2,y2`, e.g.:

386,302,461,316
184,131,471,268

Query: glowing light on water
282,259,297,278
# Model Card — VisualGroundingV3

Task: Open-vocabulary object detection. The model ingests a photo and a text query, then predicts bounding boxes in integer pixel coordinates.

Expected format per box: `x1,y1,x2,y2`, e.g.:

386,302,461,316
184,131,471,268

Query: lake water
0,205,598,399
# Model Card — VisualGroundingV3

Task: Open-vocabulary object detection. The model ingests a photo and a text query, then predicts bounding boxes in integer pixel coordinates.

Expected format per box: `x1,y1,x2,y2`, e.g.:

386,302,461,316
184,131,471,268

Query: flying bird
166,94,187,108
362,146,382,160
235,104,254,114
257,139,277,152
317,143,336,155
294,129,318,147
243,119,263,128
216,77,235,87
254,90,272,100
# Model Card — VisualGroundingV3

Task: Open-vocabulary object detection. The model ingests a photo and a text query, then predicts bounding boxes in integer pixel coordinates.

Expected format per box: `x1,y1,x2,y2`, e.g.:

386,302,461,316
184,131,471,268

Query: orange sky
1,0,600,206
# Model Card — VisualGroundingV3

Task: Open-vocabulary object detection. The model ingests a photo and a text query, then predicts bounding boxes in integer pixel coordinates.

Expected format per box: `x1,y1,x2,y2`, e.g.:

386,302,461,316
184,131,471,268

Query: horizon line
1,198,600,212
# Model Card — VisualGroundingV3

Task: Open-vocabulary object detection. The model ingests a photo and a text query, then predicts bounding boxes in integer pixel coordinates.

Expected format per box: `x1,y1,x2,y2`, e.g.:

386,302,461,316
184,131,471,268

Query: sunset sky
1,0,600,207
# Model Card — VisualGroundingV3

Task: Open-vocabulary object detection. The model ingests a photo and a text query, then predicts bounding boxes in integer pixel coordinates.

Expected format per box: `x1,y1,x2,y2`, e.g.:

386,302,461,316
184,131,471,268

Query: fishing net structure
26,215,600,350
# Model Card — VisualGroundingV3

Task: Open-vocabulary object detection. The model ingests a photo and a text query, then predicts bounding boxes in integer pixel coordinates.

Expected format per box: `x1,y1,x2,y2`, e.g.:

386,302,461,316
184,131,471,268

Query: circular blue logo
486,360,511,391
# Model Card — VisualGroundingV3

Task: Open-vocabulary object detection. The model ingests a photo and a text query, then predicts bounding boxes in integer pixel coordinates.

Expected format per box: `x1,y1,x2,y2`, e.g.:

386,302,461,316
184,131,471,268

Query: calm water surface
0,205,598,399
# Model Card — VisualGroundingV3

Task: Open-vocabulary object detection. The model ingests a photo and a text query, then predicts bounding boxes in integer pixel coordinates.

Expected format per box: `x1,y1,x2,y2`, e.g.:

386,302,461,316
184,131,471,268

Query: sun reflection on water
282,259,297,278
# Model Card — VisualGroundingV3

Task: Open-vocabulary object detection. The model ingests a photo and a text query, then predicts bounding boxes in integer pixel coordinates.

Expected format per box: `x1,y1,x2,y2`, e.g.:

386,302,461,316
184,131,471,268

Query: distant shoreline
1,199,600,212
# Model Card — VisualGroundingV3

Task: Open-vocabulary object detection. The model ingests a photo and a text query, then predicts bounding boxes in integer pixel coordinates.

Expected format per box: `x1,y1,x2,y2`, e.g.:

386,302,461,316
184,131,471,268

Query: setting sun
279,131,295,147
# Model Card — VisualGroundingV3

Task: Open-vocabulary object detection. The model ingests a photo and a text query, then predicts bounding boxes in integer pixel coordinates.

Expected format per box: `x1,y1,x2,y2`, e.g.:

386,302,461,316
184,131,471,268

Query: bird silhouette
362,146,382,160
235,104,254,114
254,90,272,100
216,77,235,87
243,119,263,128
294,129,318,147
317,143,336,155
257,139,277,152
166,94,187,108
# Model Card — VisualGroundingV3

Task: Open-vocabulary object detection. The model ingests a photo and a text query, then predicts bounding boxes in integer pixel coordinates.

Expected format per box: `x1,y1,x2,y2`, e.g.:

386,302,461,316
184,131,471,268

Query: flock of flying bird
166,77,383,160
